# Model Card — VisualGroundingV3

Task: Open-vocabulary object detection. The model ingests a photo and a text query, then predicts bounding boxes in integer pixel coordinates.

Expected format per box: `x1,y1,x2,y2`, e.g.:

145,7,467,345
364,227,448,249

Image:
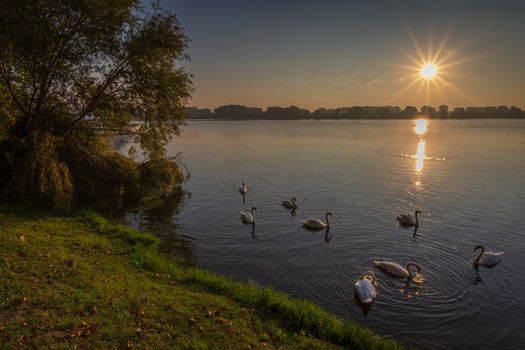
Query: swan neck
406,263,418,277
406,263,413,277
251,208,256,223
325,213,330,228
415,211,419,226
474,246,484,264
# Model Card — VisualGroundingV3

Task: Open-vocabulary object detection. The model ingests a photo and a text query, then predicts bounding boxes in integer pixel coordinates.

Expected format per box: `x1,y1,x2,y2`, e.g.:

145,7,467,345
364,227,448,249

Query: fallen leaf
64,257,76,269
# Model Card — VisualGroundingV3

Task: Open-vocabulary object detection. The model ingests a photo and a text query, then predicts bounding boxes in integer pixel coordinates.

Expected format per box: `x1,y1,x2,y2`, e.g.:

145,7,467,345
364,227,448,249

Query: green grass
0,206,403,349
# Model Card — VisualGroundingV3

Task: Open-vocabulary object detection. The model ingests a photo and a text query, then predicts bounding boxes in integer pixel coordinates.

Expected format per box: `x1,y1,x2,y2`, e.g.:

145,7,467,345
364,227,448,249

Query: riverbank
0,207,402,349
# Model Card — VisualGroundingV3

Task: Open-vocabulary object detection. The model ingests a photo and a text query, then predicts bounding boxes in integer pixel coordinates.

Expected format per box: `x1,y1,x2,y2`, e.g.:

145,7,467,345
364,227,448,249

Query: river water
121,119,525,349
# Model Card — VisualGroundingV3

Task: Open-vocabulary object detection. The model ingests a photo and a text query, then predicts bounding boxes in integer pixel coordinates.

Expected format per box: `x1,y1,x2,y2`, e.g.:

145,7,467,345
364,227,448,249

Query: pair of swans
241,208,331,229
396,210,504,266
355,261,423,305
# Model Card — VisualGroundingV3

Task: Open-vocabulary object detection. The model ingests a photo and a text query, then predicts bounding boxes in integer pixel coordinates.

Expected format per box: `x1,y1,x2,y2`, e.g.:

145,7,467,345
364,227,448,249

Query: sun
391,26,479,104
421,63,437,80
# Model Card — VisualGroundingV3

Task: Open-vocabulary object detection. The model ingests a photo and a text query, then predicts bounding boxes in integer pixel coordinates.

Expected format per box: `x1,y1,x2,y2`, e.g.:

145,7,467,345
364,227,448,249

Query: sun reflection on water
415,140,426,173
401,118,445,181
413,119,428,173
414,119,428,135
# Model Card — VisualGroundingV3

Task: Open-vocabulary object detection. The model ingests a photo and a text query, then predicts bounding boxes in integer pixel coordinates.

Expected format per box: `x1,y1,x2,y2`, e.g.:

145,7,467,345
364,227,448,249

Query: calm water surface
123,119,525,350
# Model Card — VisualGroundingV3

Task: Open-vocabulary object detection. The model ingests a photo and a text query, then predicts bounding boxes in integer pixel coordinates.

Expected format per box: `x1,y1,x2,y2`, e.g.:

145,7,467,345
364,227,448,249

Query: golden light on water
414,119,428,135
413,119,428,173
415,140,426,173
412,273,426,285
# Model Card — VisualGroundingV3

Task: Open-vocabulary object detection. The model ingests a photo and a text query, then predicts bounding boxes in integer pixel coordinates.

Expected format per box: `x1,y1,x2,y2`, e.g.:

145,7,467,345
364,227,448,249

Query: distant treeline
186,104,525,120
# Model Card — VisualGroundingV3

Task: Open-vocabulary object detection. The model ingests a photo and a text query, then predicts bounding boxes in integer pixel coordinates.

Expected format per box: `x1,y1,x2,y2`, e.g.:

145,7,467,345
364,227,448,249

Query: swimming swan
302,212,332,229
239,181,248,194
473,245,504,266
240,206,257,224
281,197,298,209
354,271,377,305
396,210,421,227
374,261,422,278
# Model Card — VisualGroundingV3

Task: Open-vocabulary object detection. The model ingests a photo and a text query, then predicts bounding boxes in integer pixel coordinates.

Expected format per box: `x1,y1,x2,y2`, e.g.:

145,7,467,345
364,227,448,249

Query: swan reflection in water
400,279,425,299
473,269,482,285
399,271,427,299
354,291,373,316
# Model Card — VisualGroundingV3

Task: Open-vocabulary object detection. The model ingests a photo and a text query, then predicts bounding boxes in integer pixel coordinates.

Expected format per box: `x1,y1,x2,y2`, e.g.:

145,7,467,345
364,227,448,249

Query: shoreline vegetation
186,105,525,120
0,206,403,350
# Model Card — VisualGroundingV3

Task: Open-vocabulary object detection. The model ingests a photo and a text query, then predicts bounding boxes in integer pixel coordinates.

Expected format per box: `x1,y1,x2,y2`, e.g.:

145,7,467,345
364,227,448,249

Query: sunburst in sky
392,26,481,105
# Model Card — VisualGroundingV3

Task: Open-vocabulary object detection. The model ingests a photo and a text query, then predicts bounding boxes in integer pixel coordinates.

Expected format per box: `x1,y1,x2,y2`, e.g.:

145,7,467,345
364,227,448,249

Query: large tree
0,0,192,207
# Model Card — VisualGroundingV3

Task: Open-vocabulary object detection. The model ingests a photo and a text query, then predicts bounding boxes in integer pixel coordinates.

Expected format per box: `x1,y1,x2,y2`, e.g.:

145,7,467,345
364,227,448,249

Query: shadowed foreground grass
0,207,403,349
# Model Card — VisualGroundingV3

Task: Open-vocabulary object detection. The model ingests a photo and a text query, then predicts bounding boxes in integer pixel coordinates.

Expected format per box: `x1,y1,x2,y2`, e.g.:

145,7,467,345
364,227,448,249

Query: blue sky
160,0,525,109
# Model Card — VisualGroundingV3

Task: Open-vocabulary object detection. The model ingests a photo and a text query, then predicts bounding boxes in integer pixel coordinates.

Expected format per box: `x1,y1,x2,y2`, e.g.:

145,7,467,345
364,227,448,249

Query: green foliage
62,130,139,203
135,158,185,202
81,210,160,248
7,135,74,208
0,207,346,349
76,211,403,350
0,0,192,207
181,270,402,350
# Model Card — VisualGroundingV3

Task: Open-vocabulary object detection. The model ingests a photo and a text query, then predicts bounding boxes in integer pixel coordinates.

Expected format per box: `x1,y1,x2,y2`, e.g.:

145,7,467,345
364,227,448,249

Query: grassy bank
0,207,402,349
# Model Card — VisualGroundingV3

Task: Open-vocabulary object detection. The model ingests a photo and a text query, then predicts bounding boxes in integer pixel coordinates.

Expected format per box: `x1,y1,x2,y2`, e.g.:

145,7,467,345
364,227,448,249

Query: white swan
396,210,421,227
240,206,257,224
473,244,504,266
239,181,248,194
302,212,332,229
354,271,377,305
374,261,422,278
281,197,298,209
